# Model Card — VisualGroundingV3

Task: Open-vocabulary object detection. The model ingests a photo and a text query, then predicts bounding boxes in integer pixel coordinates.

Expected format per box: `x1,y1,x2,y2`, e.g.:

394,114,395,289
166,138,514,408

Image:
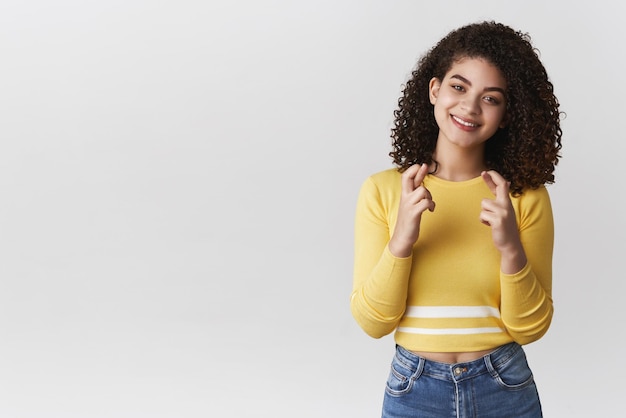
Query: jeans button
453,366,467,376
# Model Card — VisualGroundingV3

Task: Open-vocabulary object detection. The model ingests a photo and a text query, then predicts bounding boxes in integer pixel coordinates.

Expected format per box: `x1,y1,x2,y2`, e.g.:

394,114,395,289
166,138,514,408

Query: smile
452,115,478,127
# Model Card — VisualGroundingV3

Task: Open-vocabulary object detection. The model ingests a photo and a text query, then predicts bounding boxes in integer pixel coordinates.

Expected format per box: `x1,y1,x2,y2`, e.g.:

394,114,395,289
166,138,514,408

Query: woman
351,21,563,417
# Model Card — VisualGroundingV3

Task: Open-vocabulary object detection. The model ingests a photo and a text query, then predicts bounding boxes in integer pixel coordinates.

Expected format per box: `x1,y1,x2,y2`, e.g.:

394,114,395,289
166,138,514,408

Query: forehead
444,57,507,89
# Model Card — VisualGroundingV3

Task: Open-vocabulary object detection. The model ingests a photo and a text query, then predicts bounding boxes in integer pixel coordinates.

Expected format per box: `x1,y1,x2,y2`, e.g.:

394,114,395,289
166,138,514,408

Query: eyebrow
450,74,506,94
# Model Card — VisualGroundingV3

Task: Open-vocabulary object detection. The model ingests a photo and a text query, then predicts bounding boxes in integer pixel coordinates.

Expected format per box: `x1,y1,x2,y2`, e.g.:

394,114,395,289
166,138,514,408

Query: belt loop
484,350,498,379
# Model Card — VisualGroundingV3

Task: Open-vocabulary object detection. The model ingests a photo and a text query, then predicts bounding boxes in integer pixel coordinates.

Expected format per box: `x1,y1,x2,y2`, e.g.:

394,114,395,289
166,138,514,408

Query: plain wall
1,1,623,417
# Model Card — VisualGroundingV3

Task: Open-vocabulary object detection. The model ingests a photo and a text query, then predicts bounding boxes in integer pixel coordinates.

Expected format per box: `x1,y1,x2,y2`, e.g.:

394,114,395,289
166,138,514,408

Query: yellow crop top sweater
351,168,554,352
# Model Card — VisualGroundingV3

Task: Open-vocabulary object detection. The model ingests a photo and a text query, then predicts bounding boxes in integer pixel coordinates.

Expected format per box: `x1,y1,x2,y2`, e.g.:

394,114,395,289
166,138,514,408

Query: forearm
499,240,527,275
499,186,554,344
500,264,553,344
351,246,412,338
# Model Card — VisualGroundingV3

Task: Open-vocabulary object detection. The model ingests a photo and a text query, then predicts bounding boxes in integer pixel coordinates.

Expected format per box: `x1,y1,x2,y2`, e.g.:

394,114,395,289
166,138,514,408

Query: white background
1,1,623,417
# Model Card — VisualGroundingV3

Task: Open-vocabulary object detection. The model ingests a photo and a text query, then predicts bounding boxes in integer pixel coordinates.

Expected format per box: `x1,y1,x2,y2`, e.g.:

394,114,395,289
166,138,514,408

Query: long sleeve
350,175,412,338
499,186,554,344
350,170,556,352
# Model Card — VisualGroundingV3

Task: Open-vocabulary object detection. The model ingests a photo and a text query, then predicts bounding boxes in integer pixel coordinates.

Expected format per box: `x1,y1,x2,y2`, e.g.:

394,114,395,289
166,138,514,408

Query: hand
480,170,527,273
389,163,435,257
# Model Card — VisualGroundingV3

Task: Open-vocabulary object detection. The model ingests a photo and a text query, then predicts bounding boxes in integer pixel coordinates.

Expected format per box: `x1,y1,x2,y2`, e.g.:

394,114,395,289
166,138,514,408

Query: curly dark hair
390,21,563,195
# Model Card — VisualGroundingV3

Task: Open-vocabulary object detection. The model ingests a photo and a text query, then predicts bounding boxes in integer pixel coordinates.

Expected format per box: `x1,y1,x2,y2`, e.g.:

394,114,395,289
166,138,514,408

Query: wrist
388,238,413,258
499,243,527,274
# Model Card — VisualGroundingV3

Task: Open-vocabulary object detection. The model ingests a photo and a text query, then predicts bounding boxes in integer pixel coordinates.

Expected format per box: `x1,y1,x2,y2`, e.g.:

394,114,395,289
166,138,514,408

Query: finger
481,170,510,202
481,171,497,195
416,185,436,212
486,170,511,203
427,199,436,212
484,170,507,186
401,164,421,194
415,197,436,214
479,207,497,226
413,163,430,190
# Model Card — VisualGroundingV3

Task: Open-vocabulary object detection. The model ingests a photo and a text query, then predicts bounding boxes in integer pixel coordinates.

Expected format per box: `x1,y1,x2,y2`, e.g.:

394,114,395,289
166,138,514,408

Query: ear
429,77,441,105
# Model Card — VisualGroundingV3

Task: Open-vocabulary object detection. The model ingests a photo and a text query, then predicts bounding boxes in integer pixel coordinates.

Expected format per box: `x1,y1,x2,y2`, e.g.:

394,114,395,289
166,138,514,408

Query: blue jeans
382,343,543,418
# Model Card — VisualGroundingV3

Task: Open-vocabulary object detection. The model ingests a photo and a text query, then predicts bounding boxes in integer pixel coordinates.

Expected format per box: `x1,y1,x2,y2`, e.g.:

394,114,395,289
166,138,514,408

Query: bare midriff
411,349,494,364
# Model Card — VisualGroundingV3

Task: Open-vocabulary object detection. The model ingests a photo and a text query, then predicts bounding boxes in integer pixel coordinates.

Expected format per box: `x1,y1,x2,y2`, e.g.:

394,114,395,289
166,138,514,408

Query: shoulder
357,168,402,207
511,185,553,219
362,168,402,189
512,184,551,204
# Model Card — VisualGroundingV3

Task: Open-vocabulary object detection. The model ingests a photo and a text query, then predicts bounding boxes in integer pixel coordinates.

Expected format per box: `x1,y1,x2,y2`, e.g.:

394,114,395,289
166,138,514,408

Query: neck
431,145,486,181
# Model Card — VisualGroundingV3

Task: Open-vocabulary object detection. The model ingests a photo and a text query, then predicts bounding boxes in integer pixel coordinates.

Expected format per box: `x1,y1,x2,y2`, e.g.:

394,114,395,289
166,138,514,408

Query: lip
451,115,480,131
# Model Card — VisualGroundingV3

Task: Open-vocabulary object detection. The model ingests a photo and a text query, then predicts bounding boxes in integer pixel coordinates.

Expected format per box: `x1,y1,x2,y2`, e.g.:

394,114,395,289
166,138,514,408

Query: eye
484,95,502,105
451,84,465,92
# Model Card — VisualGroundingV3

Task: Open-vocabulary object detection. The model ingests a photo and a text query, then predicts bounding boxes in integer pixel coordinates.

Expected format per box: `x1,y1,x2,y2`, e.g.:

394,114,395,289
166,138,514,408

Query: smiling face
429,57,508,152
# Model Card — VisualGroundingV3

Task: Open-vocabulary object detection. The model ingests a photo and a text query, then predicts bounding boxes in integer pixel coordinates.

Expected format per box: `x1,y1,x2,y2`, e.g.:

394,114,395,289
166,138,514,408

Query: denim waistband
394,342,522,382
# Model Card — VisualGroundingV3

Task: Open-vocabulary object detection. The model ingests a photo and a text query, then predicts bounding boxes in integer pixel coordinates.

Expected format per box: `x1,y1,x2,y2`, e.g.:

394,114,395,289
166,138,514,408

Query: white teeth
453,116,477,127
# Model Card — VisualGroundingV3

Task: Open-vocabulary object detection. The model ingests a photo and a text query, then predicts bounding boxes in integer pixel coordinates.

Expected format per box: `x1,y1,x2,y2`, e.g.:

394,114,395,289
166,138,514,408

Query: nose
461,96,481,115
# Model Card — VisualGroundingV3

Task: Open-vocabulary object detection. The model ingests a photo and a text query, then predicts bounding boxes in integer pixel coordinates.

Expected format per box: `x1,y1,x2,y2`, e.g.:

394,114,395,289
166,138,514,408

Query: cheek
497,111,508,127
432,94,454,115
488,108,507,125
433,103,449,123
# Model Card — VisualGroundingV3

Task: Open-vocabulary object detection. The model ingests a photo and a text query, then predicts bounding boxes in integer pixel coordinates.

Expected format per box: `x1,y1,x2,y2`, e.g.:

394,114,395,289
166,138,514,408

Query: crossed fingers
401,163,435,213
